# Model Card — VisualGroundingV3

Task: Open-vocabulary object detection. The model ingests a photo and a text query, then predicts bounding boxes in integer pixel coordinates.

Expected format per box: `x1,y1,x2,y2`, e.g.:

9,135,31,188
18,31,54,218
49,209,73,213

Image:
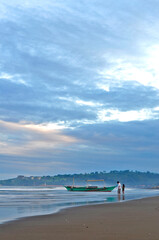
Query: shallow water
0,186,159,224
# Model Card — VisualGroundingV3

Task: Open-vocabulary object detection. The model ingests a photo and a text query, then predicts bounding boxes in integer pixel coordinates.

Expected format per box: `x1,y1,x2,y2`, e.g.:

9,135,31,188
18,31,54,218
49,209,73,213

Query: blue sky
0,0,159,179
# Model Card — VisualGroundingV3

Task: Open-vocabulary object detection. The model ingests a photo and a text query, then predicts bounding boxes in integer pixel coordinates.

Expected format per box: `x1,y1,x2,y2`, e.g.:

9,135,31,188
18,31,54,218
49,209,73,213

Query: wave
0,186,65,191
51,187,65,190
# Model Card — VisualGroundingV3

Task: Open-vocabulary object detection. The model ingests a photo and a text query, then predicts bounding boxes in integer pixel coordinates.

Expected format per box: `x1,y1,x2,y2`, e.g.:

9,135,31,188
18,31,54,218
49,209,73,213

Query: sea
0,186,159,224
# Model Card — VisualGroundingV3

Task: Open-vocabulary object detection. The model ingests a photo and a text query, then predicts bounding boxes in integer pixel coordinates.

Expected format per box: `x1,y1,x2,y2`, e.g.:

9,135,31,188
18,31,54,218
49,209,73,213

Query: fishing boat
64,179,116,192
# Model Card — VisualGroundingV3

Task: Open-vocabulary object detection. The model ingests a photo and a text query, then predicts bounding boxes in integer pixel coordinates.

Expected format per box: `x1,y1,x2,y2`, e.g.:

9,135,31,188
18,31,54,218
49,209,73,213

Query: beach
0,196,159,240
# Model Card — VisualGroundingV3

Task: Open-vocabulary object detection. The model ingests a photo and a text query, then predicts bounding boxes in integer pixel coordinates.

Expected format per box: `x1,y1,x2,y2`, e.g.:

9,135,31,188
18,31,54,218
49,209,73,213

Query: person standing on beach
117,181,121,194
122,184,125,194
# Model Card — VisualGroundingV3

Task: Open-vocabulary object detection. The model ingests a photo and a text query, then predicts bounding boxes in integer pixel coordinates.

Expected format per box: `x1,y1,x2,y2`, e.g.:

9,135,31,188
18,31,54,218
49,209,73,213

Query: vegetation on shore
1,170,159,187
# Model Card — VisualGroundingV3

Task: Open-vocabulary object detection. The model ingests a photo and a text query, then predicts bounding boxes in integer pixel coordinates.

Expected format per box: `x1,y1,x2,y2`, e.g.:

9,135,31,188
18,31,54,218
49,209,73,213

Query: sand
0,196,159,240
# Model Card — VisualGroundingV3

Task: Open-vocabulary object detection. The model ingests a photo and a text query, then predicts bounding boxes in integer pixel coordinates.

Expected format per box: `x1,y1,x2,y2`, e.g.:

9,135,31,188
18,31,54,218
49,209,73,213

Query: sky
0,0,159,179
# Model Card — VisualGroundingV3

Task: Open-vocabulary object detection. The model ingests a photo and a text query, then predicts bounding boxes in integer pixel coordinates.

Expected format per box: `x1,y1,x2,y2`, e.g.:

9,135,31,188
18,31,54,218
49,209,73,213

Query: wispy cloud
98,107,159,122
0,120,78,157
0,72,29,86
99,44,159,90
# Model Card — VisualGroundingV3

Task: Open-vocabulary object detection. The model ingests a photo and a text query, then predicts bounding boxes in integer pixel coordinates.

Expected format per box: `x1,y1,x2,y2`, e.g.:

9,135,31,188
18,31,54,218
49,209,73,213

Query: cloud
98,44,159,91
97,108,159,122
1,0,159,176
0,120,78,157
0,72,29,86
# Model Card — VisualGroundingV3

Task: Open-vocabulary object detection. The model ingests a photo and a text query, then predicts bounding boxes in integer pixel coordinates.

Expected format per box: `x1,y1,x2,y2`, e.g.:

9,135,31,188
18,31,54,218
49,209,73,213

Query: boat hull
64,186,116,192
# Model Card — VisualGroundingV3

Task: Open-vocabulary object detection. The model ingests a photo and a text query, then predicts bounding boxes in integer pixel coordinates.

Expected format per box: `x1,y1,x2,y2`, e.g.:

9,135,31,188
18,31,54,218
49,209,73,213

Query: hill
1,170,159,187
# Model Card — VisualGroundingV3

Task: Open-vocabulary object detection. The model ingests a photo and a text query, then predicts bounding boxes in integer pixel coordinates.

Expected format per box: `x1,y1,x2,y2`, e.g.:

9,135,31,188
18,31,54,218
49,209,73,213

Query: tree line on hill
0,170,159,187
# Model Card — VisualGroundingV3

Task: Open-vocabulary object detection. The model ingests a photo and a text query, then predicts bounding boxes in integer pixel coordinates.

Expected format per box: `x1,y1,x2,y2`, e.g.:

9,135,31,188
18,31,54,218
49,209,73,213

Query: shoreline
0,193,158,226
1,195,159,239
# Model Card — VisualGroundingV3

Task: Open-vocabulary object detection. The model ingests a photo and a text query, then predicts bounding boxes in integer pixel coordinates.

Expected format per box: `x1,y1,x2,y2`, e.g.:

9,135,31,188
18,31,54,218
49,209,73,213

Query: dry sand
0,196,159,240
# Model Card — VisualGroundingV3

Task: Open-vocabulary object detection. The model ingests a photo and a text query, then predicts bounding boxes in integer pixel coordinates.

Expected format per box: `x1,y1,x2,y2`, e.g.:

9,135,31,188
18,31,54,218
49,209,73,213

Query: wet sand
0,196,159,240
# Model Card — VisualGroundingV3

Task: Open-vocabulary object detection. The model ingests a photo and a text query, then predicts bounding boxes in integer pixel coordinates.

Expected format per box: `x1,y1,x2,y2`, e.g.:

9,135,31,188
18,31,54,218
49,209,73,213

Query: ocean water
0,186,159,224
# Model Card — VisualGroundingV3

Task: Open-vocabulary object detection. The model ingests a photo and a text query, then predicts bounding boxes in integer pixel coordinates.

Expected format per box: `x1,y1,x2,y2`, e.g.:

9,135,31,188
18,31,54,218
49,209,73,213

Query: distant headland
1,170,159,188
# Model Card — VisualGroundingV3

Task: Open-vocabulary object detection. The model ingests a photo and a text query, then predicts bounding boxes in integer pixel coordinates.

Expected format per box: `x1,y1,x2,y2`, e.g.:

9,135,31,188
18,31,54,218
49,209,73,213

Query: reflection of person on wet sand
122,184,125,194
118,193,121,201
117,181,121,194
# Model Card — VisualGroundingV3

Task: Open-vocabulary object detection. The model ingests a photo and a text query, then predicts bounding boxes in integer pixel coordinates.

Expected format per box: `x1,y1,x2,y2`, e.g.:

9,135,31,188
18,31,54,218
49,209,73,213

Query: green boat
65,179,116,192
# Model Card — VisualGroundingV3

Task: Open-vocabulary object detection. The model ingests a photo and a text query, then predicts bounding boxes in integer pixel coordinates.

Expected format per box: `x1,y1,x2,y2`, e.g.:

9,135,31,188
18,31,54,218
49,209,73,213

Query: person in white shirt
117,181,121,194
